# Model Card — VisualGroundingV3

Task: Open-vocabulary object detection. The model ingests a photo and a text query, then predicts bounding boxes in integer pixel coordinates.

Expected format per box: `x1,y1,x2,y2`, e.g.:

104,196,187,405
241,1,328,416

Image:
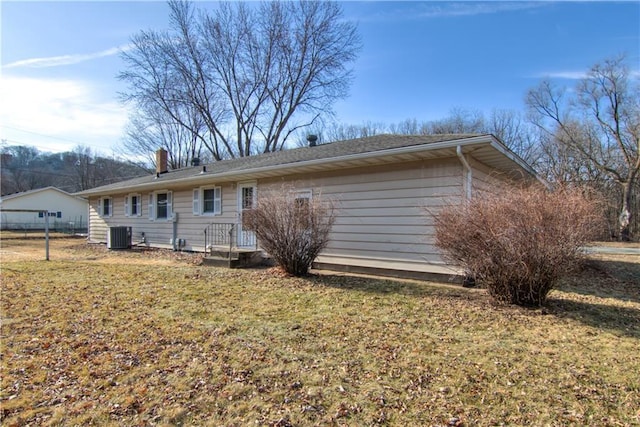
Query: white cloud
355,2,547,23
415,2,546,19
0,76,129,154
532,69,640,80
3,45,132,69
535,71,588,80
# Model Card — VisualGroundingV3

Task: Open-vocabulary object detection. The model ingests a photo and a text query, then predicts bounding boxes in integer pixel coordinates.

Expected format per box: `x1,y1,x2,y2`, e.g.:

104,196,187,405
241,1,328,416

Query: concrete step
203,250,265,268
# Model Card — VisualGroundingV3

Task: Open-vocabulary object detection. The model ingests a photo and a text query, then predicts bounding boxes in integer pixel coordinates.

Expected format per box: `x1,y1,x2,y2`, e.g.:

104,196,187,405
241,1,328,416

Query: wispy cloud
0,76,129,153
415,2,546,19
534,71,588,80
351,2,548,24
3,44,132,69
532,69,640,80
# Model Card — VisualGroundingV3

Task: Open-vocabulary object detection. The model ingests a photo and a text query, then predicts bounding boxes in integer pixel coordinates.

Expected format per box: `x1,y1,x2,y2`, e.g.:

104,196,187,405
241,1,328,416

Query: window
294,189,312,205
193,186,221,215
157,193,168,219
125,194,142,217
98,197,112,217
38,211,61,218
149,191,172,220
293,190,312,216
242,186,254,210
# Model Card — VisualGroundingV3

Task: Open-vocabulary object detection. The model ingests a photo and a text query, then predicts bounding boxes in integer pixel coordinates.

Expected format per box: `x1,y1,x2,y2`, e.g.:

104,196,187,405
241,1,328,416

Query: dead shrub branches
434,185,606,306
244,186,336,276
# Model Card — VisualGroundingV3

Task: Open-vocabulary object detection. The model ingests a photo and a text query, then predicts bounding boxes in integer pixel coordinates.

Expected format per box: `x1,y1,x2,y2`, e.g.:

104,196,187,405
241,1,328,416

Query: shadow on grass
557,259,640,304
306,271,477,299
306,269,640,339
546,296,640,339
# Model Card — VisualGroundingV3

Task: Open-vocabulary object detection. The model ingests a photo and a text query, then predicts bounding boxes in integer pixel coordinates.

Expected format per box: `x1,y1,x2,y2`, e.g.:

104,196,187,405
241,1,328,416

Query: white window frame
193,186,221,216
98,196,113,218
149,190,173,221
124,193,142,217
293,189,312,202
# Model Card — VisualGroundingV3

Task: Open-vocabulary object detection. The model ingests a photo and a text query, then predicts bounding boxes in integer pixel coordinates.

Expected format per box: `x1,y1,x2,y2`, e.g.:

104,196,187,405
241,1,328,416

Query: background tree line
0,145,150,196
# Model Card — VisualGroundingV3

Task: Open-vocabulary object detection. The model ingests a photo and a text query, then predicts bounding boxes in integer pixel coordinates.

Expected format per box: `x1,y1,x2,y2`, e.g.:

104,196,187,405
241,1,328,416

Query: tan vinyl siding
88,157,464,274
470,156,511,193
88,182,236,250
88,197,108,242
260,157,463,271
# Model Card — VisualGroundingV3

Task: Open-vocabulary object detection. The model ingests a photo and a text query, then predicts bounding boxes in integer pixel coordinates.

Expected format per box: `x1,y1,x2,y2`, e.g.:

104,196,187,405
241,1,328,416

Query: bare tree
527,55,639,240
121,104,208,170
119,0,360,161
0,146,46,193
321,121,387,142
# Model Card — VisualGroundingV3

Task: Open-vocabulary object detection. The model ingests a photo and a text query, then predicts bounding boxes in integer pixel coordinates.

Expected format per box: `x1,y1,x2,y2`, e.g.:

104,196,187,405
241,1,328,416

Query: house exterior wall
87,154,516,277
88,182,238,249
259,157,463,275
469,157,511,193
0,188,88,230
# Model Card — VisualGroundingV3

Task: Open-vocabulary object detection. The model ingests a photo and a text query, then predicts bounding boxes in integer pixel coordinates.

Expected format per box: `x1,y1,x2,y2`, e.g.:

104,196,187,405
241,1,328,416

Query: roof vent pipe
307,134,318,147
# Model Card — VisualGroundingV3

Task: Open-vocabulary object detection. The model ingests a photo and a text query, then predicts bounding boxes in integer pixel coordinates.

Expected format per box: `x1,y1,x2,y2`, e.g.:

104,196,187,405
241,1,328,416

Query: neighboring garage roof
75,134,538,197
1,186,86,202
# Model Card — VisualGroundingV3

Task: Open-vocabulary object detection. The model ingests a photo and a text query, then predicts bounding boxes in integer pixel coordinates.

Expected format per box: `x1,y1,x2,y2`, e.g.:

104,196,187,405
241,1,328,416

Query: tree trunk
619,180,632,241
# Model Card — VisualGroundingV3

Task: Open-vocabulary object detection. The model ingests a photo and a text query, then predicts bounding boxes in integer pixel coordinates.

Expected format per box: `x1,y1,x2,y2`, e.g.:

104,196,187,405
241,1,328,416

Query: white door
237,182,257,247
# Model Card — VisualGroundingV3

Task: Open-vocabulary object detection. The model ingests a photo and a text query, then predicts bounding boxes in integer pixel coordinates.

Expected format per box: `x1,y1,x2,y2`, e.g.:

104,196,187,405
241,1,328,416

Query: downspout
172,212,179,251
456,146,473,200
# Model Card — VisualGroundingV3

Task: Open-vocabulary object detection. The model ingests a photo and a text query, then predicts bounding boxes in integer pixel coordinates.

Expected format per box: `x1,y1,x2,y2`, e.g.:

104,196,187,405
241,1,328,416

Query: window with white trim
124,194,142,217
148,191,173,220
193,186,221,215
294,189,312,207
98,197,112,217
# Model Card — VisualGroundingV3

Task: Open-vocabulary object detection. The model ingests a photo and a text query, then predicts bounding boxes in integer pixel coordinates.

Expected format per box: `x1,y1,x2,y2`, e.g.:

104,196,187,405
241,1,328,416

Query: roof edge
76,135,495,197
1,186,87,202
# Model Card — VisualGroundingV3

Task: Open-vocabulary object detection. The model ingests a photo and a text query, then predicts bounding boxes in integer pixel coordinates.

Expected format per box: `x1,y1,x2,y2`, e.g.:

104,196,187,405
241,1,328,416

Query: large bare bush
434,185,605,306
244,187,336,276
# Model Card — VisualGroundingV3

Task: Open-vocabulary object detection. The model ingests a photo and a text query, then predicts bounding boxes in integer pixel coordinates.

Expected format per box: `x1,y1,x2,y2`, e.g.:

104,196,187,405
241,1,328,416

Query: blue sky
1,1,638,156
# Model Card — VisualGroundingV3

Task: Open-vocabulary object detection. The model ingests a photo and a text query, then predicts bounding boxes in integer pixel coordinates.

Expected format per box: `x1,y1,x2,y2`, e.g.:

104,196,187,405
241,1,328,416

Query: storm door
237,182,257,247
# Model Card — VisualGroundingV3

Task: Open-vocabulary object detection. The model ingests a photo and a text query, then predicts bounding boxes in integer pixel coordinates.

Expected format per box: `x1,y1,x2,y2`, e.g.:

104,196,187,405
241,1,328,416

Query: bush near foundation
244,187,336,277
434,185,605,306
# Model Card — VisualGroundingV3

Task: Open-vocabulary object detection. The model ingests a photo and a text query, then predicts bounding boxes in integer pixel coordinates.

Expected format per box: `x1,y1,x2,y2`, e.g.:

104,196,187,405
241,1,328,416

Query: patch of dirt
0,236,203,266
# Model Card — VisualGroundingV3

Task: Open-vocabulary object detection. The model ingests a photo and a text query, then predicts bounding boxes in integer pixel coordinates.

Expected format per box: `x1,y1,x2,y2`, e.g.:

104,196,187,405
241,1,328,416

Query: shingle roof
75,133,502,196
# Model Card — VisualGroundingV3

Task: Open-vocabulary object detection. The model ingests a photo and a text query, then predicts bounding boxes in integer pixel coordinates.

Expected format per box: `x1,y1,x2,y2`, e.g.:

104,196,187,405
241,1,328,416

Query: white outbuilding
0,187,88,232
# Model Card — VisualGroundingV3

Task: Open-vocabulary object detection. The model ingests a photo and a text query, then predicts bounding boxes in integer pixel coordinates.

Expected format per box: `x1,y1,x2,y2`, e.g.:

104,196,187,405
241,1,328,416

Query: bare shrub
244,186,336,276
434,185,606,306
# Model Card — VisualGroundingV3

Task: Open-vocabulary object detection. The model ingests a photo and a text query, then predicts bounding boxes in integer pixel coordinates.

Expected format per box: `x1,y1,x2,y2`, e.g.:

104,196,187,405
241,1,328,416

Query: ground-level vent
107,226,132,250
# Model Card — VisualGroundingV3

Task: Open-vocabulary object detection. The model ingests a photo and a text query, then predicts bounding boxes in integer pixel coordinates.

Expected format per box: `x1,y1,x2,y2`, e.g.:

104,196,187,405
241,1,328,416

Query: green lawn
1,237,639,426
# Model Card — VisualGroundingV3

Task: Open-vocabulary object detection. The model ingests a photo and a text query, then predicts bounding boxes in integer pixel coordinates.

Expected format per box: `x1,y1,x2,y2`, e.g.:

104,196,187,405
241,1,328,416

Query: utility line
0,125,119,153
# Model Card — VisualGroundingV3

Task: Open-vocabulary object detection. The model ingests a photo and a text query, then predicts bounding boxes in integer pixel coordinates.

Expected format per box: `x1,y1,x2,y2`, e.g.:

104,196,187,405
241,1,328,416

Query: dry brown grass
1,235,639,426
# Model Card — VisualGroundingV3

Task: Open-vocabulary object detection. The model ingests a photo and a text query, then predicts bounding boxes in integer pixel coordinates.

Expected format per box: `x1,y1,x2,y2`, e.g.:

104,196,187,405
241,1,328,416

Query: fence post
44,210,50,261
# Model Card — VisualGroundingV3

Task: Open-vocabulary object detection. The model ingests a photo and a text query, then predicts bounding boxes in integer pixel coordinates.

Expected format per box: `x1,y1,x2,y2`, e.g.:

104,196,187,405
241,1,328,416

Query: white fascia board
80,135,496,196
184,135,494,181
